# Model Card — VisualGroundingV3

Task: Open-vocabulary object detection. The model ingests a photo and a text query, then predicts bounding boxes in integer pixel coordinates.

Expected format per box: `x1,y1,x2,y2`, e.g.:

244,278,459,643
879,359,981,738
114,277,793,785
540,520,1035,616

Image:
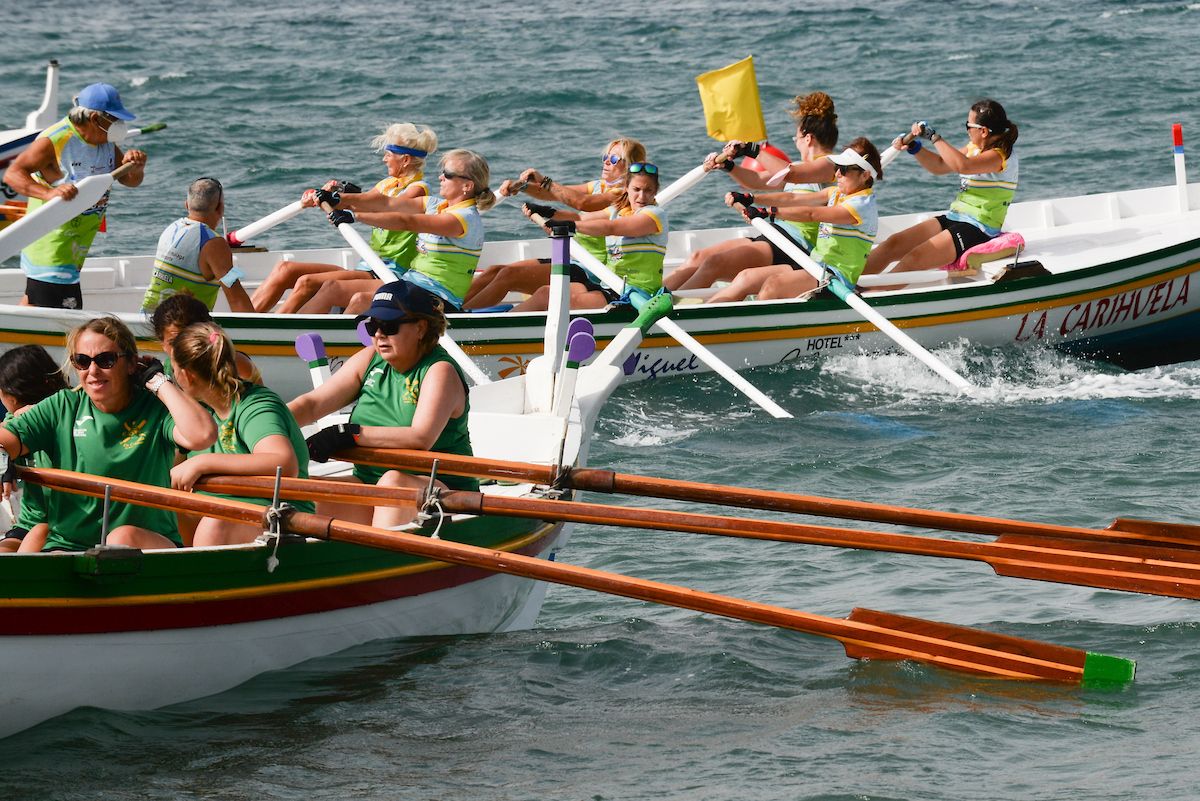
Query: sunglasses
70,351,127,370
628,162,659,176
965,122,987,131
602,154,624,166
364,318,413,337
441,170,468,181
835,163,864,175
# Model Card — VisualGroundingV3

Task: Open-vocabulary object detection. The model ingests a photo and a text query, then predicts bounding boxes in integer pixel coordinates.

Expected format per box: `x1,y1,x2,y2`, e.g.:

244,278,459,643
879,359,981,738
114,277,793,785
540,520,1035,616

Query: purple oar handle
566,331,597,364
357,320,373,347
295,332,327,362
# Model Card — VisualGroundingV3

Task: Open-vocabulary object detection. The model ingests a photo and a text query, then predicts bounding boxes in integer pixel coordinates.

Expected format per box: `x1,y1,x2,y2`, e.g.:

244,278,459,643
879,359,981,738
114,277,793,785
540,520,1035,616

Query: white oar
0,161,137,262
530,215,791,418
226,200,306,246
656,164,708,206
732,202,974,393
317,200,492,386
878,133,917,170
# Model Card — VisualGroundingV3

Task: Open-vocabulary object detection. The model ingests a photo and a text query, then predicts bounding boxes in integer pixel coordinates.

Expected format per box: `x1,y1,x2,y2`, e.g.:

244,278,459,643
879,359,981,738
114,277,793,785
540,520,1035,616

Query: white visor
827,148,877,180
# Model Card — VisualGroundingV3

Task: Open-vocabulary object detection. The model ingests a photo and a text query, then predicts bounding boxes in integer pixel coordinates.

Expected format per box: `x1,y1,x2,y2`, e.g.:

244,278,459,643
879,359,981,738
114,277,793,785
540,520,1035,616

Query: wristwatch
145,372,172,396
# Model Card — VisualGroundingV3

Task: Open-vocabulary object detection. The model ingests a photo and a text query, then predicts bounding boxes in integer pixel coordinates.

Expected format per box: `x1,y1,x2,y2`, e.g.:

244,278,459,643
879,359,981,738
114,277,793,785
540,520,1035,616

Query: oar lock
415,459,447,539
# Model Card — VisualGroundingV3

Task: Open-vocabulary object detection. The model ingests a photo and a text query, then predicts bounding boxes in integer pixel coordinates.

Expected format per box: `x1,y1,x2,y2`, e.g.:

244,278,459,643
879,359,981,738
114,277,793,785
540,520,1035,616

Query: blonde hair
443,148,496,212
371,123,439,172
603,137,647,166
65,316,137,373
171,322,241,406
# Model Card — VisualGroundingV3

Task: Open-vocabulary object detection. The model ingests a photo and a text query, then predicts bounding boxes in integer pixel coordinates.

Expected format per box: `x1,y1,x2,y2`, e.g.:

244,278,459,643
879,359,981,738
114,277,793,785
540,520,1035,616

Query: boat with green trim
2,177,1198,397
0,255,671,739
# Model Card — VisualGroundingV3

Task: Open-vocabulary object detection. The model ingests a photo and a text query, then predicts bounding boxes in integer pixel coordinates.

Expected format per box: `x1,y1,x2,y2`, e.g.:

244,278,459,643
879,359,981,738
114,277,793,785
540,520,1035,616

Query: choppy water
4,1,1200,799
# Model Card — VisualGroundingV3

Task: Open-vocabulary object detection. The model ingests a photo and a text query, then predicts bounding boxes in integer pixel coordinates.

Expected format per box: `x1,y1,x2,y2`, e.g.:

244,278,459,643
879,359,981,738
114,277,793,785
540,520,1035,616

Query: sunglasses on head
70,351,127,370
628,162,658,176
965,121,987,131
364,318,413,337
602,154,624,165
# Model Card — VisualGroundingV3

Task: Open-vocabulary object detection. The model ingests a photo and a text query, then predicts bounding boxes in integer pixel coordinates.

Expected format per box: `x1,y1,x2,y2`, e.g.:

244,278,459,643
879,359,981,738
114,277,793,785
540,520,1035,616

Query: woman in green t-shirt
0,345,68,553
0,317,217,551
169,322,314,547
288,280,477,529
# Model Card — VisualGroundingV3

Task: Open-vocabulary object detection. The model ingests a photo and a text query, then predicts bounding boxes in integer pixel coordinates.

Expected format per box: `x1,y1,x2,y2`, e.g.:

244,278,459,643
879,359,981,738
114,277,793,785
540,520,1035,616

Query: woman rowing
707,138,882,303
666,92,839,293
0,345,68,553
169,322,313,546
300,149,496,315
518,161,667,310
0,317,216,550
462,137,646,310
862,99,1019,278
251,123,437,313
287,281,478,528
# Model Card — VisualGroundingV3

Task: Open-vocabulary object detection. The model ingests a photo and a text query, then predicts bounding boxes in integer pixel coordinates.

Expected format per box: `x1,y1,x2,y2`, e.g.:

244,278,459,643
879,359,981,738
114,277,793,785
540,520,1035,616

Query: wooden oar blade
1107,517,1200,543
845,608,1135,686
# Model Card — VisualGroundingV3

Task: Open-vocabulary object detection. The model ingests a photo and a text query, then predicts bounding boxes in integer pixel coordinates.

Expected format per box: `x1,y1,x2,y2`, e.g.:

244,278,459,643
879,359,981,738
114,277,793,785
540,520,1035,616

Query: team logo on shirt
73,415,93,438
364,367,386,388
219,420,238,452
402,375,420,405
120,419,148,449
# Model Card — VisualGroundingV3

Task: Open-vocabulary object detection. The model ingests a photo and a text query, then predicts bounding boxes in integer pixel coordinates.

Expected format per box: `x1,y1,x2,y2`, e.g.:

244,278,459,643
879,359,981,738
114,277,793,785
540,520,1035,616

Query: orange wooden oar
193,474,1200,601
19,466,1134,685
343,447,1200,551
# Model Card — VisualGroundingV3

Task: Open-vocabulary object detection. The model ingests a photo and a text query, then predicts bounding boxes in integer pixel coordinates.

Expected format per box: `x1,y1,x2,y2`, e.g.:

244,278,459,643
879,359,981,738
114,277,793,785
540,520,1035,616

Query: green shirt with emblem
188,382,315,513
349,347,478,491
2,410,49,532
3,387,181,550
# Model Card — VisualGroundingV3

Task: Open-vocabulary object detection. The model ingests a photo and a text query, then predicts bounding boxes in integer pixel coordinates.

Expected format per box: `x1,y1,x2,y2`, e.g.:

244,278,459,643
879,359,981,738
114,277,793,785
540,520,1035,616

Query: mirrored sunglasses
602,154,624,165
628,162,659,176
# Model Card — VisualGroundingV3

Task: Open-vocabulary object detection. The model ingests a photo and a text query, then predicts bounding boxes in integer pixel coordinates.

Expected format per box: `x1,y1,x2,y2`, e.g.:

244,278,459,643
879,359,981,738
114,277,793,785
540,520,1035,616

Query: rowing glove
729,191,754,207
334,181,363,195
524,202,556,220
305,423,361,462
730,141,762,159
314,188,341,208
743,205,773,221
328,208,355,226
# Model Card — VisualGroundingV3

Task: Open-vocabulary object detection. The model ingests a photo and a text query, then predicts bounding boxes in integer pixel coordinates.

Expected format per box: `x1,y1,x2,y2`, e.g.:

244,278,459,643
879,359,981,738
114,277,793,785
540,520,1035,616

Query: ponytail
172,322,242,406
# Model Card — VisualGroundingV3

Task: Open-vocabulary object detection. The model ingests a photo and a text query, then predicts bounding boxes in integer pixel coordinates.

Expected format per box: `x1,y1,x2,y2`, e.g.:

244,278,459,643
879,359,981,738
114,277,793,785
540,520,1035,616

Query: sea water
3,1,1200,798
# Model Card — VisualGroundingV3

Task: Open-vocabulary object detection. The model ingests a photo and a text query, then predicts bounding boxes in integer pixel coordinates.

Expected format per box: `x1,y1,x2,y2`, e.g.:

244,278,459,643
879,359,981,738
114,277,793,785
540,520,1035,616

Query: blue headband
385,144,428,158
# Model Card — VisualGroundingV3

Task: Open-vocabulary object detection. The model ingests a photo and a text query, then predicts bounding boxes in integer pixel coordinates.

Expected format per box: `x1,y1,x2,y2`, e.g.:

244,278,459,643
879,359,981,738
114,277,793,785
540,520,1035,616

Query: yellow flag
695,56,767,142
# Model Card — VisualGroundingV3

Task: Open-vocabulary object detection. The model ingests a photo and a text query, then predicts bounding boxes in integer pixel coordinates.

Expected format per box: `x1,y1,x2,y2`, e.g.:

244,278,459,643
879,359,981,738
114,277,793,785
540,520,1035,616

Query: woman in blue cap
287,281,478,528
2,83,147,309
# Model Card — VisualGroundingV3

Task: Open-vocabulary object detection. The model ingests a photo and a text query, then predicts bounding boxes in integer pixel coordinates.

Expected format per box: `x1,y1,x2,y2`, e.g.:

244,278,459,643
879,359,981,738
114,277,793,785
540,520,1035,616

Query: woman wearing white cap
251,122,437,313
2,83,147,309
287,281,478,528
707,137,882,303
862,99,1019,277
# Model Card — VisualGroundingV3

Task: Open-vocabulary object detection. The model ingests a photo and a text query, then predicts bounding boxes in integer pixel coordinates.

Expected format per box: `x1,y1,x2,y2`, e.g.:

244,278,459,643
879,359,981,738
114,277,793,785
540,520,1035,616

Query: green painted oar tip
631,292,674,334
138,122,167,133
1081,651,1136,686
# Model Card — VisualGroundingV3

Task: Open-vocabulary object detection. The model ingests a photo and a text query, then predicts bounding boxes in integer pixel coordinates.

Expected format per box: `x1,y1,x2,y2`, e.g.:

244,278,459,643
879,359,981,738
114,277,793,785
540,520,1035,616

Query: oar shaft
228,200,305,245
21,466,1128,683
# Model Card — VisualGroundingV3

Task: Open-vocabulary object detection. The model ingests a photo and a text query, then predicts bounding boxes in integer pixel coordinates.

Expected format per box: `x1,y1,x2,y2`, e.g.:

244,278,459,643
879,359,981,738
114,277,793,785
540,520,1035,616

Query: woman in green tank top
462,137,646,310
169,322,314,546
288,281,476,529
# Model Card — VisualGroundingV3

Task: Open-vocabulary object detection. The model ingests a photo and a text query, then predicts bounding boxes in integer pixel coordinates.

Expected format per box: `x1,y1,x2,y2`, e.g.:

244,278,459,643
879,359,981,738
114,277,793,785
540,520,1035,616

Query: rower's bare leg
278,269,373,314
758,270,820,300
863,219,942,275
463,260,552,309
706,264,791,303
300,277,384,314
252,261,339,312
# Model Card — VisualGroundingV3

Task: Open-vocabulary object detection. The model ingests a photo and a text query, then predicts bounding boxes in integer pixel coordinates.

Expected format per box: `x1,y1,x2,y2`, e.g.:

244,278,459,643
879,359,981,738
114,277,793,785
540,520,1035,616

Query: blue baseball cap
75,83,136,121
356,280,443,322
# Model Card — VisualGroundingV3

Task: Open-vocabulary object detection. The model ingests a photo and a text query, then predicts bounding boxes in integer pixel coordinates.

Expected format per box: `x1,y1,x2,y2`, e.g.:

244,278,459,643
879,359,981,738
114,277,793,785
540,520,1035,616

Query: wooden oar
0,161,137,261
196,472,1200,602
316,198,492,386
18,466,1134,684
325,448,1200,551
731,200,974,393
527,213,791,419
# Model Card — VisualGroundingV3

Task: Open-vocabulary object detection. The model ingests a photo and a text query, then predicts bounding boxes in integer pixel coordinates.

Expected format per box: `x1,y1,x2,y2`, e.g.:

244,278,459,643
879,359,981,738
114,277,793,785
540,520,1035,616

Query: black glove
743,205,774,221
919,122,938,141
305,423,361,462
334,180,362,195
729,191,754,207
717,156,736,172
328,208,355,226
314,187,341,208
134,357,164,385
730,141,762,159
524,202,556,220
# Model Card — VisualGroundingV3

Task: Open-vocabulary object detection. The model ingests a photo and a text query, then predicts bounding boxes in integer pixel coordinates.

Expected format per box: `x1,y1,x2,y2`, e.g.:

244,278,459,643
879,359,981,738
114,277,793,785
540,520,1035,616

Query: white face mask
102,118,129,145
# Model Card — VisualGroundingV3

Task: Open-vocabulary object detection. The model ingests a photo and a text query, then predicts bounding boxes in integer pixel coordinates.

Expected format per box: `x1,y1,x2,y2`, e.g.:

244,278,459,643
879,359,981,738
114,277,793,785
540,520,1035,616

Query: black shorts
751,223,812,268
936,216,993,259
25,277,83,309
568,264,619,302
2,525,27,541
